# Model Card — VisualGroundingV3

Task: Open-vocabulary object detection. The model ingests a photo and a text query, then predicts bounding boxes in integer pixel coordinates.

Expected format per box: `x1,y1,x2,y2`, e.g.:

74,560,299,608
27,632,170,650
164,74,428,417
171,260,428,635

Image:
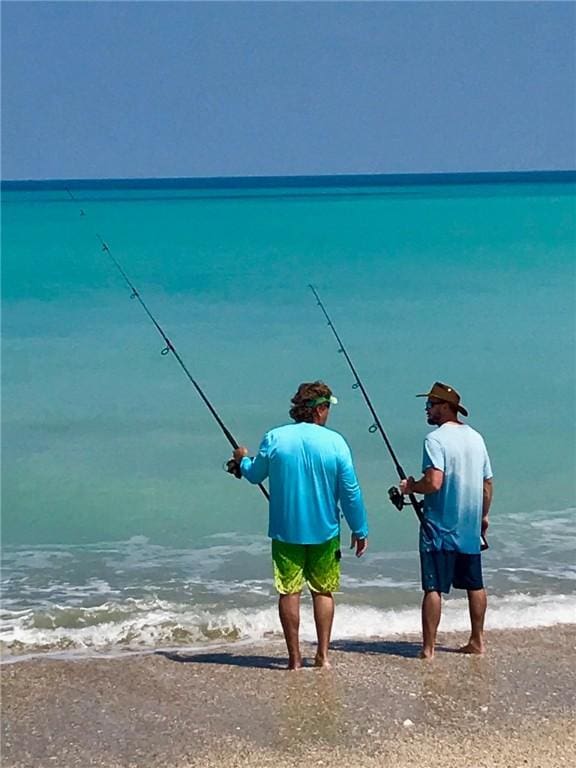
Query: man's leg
272,540,306,670
311,591,334,668
421,590,442,659
307,537,340,668
459,588,487,654
419,551,451,660
278,593,303,670
454,554,487,654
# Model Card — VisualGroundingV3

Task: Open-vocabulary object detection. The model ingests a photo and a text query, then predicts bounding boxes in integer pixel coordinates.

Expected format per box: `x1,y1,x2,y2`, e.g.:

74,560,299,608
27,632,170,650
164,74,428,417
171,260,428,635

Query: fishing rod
66,189,269,501
308,284,430,534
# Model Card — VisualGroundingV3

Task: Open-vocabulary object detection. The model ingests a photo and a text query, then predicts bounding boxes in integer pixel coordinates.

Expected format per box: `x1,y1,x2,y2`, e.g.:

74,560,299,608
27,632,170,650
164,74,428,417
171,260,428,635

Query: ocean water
2,177,575,660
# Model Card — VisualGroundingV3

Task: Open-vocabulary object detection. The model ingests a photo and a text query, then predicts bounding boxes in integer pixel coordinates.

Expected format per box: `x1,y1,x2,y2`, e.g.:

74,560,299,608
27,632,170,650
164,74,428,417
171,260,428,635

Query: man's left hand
233,446,249,462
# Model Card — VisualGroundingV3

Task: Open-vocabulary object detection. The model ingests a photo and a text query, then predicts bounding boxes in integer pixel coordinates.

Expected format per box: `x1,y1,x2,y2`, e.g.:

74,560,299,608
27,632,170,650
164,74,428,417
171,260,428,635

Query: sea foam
2,592,574,662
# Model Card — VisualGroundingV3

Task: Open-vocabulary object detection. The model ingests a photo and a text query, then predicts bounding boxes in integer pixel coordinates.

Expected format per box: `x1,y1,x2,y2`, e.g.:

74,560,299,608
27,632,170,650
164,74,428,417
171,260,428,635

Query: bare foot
314,654,332,669
457,642,484,655
288,656,303,671
419,648,434,660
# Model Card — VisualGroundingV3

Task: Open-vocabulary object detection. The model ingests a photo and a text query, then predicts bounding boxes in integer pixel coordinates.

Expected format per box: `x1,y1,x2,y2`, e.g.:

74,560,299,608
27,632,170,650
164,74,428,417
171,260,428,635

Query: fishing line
66,188,269,501
309,284,431,535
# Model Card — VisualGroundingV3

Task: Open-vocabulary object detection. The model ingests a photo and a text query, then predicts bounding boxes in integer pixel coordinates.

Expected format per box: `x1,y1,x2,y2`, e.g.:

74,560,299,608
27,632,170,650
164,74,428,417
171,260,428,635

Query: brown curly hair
289,381,333,423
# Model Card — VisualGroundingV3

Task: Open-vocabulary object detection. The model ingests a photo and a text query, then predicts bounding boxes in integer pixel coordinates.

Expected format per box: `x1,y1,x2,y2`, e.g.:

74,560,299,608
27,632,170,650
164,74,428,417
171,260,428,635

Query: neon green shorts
272,537,341,594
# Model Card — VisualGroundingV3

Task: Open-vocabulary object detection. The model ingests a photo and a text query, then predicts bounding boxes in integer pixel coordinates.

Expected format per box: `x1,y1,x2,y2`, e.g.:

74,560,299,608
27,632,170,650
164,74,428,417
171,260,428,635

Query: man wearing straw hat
399,382,493,659
232,381,368,671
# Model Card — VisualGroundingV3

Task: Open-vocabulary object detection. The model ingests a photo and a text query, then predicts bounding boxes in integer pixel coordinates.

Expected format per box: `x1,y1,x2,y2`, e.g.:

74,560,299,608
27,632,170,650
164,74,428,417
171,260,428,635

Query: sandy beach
2,625,575,767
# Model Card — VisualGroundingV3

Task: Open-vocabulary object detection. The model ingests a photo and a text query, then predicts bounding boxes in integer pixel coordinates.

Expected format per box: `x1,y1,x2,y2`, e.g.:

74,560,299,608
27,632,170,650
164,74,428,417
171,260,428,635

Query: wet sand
2,626,575,767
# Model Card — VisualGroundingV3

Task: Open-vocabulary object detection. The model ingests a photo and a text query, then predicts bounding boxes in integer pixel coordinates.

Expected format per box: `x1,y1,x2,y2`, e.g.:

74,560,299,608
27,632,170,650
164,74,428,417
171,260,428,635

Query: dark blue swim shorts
420,550,484,594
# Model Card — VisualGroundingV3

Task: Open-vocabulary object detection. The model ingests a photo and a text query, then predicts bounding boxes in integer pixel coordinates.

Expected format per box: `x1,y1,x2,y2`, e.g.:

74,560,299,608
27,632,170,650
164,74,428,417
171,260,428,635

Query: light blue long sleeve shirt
239,422,368,544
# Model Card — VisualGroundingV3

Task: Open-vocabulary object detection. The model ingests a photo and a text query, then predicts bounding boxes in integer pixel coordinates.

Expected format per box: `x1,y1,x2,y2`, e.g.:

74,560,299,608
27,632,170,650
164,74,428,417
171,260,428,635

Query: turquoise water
2,178,575,656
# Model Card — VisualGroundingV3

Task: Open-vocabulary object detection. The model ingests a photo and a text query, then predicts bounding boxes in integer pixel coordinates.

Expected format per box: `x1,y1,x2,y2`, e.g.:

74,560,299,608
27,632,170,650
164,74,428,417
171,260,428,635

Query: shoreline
3,613,575,667
2,625,575,767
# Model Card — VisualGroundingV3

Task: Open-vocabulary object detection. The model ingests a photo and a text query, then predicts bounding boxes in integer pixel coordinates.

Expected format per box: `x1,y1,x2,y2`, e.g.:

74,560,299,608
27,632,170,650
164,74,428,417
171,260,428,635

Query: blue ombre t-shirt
420,423,492,554
239,422,368,544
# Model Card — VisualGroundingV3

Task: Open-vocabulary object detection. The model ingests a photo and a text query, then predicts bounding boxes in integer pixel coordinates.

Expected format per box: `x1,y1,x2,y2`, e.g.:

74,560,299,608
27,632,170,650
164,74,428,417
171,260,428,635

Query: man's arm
482,478,493,535
400,468,444,496
336,447,368,556
400,435,444,497
232,436,270,485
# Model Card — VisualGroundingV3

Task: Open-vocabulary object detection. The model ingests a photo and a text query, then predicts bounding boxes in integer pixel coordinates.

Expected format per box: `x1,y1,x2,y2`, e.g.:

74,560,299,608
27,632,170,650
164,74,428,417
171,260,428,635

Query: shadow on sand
155,650,288,670
331,639,442,658
157,639,444,667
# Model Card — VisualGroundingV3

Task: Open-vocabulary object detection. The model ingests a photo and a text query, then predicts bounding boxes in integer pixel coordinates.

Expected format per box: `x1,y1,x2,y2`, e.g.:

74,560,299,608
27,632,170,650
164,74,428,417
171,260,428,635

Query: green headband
306,396,338,407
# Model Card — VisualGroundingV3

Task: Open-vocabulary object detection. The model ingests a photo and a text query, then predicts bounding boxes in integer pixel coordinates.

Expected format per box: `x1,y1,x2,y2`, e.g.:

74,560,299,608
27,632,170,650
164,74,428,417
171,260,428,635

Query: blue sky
2,1,575,180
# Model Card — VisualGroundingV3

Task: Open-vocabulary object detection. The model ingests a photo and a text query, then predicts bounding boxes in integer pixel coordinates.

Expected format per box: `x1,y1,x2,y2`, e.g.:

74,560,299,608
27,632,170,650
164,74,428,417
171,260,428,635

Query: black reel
388,486,405,510
225,458,242,479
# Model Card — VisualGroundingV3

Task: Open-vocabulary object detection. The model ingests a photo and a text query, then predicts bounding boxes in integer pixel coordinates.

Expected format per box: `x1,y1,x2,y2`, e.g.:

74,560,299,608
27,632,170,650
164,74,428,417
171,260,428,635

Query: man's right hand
399,477,415,495
350,534,368,558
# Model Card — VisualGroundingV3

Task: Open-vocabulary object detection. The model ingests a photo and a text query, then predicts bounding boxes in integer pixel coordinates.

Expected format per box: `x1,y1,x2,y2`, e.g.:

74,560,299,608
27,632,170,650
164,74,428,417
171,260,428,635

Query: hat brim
416,393,468,417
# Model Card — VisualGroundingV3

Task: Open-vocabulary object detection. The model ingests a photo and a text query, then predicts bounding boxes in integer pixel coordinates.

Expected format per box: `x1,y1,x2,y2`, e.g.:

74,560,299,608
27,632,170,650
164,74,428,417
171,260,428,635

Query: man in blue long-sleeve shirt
232,381,368,670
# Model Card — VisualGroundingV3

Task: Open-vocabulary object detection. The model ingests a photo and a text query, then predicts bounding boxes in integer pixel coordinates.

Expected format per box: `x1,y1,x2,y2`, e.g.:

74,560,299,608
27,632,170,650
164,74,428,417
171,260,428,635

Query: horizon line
2,169,575,190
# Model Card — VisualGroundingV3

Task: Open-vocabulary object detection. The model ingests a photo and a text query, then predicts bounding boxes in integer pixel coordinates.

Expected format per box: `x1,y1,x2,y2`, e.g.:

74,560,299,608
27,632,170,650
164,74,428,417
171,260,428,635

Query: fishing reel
388,486,424,513
388,486,406,511
224,458,242,479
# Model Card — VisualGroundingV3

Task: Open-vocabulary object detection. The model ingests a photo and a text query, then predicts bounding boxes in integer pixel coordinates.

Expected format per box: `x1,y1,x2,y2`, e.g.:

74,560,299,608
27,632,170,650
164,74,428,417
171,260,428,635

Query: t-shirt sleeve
483,443,493,480
240,432,271,484
422,436,445,473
